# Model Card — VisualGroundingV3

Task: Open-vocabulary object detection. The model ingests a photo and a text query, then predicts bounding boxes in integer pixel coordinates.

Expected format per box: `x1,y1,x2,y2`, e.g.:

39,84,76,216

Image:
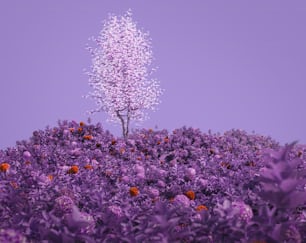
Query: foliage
0,120,305,242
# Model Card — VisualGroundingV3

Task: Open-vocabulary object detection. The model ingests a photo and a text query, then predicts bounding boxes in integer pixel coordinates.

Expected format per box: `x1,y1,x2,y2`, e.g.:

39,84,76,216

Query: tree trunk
116,110,126,138
116,105,131,139
126,108,130,139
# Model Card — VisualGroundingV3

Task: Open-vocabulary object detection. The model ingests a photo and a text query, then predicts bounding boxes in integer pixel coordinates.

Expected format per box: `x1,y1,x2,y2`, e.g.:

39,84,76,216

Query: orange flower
69,128,74,132
185,190,195,200
78,127,83,132
0,163,10,172
83,135,93,140
129,187,139,197
111,140,116,145
157,141,161,145
196,205,208,211
25,161,31,166
10,181,18,189
68,165,79,174
137,157,142,161
220,162,231,169
105,170,112,176
120,148,125,154
151,197,159,203
246,161,256,167
84,164,93,170
178,223,188,228
79,121,85,126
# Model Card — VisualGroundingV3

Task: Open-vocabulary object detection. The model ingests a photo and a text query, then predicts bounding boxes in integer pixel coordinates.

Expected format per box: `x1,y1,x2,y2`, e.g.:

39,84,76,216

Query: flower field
0,120,305,242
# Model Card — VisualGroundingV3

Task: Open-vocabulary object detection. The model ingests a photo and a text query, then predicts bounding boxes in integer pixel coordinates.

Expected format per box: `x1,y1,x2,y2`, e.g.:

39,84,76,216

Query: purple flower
54,195,75,215
136,172,145,180
198,178,209,187
121,175,129,183
64,205,95,234
37,173,53,186
157,180,166,188
108,205,123,217
0,229,27,243
284,224,302,243
173,194,190,207
147,187,160,198
134,164,145,174
272,223,302,243
185,167,196,180
23,151,31,159
231,201,253,223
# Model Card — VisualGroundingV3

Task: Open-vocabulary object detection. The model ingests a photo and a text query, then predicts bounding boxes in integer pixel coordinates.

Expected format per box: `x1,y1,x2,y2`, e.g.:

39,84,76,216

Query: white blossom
84,9,164,138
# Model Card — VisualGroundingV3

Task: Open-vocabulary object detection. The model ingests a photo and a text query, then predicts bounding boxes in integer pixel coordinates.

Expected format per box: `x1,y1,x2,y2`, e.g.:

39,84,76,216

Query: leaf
288,191,306,208
279,178,299,193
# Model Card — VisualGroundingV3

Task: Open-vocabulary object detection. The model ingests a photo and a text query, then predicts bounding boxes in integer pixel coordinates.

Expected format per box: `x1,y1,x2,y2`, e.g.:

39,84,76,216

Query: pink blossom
84,9,164,138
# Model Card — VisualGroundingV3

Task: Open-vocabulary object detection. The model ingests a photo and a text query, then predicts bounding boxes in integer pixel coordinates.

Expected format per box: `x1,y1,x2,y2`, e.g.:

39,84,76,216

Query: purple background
1,0,305,150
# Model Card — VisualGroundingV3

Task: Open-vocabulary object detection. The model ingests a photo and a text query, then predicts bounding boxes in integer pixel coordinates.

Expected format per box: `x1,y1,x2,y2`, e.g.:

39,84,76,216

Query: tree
84,9,164,139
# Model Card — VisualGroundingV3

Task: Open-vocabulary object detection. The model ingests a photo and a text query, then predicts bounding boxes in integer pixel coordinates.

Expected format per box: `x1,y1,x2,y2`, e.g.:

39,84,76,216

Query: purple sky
1,0,306,149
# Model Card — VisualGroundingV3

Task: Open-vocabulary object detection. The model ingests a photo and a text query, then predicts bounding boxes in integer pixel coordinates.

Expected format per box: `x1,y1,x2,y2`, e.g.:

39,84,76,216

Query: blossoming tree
85,9,163,138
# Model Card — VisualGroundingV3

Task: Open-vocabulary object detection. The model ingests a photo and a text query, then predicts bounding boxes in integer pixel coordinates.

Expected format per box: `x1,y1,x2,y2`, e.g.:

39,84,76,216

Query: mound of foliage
0,120,305,242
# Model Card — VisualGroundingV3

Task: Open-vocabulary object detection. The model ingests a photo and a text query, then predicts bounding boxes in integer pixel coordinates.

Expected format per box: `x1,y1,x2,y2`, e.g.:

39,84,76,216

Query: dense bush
0,120,305,242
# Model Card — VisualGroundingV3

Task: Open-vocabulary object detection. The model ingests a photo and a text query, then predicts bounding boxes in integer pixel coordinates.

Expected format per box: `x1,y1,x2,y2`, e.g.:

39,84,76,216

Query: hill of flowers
0,119,305,243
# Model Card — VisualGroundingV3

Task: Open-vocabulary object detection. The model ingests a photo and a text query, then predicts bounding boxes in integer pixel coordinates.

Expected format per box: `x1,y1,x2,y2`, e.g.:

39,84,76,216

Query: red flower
105,171,112,176
68,165,79,174
25,161,31,166
245,161,256,167
0,163,10,172
220,162,231,169
83,135,93,140
84,164,93,170
10,181,18,189
185,190,195,200
196,205,208,211
129,187,139,197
